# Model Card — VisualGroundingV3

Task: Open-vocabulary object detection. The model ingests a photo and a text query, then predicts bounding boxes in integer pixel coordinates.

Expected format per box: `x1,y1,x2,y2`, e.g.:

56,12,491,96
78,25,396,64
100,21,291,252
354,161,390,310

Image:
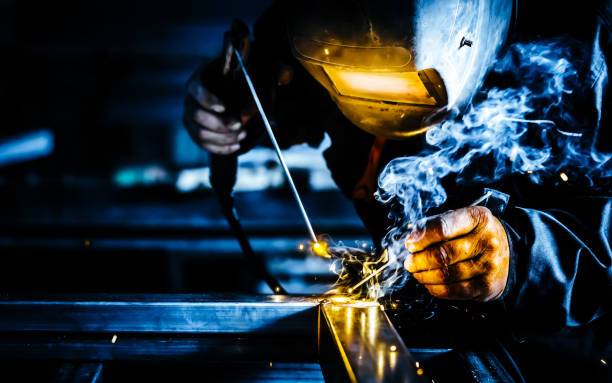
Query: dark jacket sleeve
501,196,612,330
500,9,612,331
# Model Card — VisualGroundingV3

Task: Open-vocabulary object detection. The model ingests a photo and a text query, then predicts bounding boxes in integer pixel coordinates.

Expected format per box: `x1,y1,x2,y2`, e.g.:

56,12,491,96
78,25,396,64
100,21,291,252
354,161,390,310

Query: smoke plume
372,38,610,298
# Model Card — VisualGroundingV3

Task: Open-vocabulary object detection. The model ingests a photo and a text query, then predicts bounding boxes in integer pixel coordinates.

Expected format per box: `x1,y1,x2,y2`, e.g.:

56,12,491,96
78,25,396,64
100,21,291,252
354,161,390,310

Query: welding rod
234,51,318,244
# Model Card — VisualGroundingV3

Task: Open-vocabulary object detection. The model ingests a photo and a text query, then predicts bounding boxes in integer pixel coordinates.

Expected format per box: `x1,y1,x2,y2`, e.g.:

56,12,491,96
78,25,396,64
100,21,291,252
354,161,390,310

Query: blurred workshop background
0,0,370,295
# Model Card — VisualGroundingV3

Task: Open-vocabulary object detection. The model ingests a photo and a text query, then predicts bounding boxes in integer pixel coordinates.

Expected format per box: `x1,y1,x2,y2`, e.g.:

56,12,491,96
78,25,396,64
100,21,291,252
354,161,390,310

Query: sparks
349,262,391,291
298,243,305,251
324,48,330,55
560,172,569,182
111,334,117,344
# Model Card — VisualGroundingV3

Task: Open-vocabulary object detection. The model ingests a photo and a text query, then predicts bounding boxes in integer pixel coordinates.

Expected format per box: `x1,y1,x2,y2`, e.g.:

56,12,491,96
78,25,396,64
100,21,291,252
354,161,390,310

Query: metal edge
318,302,426,383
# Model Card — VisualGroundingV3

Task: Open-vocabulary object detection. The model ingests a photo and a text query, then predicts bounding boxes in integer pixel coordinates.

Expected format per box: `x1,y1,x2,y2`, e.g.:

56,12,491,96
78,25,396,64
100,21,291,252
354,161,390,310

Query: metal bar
0,336,317,363
54,362,103,383
0,294,319,334
318,301,426,383
235,51,318,244
0,294,520,382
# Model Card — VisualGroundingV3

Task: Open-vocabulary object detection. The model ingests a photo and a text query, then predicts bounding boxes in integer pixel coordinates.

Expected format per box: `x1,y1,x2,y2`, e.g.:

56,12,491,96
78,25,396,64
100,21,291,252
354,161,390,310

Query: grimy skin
404,206,510,302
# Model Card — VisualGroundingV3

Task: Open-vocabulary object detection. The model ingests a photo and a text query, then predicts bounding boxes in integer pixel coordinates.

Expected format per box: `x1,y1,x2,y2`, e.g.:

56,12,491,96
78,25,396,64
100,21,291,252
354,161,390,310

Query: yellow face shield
293,40,448,139
323,67,438,105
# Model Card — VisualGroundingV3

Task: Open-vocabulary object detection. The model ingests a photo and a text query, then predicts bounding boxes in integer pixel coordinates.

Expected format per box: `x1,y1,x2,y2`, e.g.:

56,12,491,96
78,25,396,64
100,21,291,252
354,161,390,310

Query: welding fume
183,0,611,381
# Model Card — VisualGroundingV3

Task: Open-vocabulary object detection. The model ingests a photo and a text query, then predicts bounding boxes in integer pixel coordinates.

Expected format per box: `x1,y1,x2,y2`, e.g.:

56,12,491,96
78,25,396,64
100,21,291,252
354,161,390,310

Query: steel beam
0,294,427,382
0,335,318,363
54,363,103,383
0,294,319,334
319,302,425,383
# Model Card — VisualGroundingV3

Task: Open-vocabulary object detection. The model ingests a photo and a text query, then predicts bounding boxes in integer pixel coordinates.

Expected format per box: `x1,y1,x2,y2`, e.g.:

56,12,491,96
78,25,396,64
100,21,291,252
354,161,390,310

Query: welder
183,0,611,380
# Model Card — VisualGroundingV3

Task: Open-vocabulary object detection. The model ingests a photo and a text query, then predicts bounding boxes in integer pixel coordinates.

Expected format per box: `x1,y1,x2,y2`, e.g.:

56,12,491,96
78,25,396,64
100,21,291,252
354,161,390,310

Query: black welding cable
210,153,288,295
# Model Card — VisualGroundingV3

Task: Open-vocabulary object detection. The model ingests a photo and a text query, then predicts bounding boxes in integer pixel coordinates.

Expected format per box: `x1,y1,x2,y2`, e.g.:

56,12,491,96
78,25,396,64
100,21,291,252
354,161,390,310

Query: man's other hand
182,79,247,155
404,206,510,302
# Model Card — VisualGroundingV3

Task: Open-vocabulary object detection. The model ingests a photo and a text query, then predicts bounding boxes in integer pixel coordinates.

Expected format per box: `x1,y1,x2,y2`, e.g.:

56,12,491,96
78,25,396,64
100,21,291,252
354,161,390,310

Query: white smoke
373,39,611,298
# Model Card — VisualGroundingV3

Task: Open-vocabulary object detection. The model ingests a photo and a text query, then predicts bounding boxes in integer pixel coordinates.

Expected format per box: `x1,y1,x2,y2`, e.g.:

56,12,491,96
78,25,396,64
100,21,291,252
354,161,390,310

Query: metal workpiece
0,294,319,334
319,301,426,383
1,294,513,382
0,335,318,363
54,362,103,383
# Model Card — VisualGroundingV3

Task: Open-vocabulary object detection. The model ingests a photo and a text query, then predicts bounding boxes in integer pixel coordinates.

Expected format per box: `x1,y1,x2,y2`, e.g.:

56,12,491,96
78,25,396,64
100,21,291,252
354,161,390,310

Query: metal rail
318,302,425,383
0,294,422,382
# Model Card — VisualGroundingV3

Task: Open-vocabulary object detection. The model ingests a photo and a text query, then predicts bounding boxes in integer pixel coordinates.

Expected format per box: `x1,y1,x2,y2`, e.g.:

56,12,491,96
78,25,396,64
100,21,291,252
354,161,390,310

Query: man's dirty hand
404,206,510,302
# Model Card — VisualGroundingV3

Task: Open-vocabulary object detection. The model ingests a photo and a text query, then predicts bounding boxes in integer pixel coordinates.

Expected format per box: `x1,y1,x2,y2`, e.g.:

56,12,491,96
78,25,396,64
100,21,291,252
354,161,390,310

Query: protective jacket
200,1,611,380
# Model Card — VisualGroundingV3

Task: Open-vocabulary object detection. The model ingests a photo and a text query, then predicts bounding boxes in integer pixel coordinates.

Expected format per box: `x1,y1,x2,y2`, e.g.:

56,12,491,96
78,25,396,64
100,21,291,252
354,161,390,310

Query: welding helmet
287,0,514,139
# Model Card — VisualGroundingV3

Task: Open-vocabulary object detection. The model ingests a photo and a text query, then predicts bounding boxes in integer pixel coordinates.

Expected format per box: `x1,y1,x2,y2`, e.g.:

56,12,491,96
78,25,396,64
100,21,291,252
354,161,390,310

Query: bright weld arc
235,51,317,244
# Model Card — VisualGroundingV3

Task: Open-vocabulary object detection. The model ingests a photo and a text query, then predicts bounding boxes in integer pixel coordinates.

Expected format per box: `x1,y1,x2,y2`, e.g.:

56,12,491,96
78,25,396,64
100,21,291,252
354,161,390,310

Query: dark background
0,0,368,295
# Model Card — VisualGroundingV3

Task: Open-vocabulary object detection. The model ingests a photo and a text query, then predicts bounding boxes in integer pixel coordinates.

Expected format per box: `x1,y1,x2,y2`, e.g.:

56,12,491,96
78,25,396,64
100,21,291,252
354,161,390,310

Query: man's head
287,0,514,139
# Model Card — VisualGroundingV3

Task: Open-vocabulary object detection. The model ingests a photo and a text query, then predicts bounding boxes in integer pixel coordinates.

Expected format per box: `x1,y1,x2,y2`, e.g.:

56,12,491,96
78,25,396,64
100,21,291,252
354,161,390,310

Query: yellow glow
274,286,280,293
325,67,436,105
269,362,273,367
324,48,330,55
312,241,330,258
389,345,397,352
346,307,353,337
329,296,351,304
417,368,424,376
560,172,569,182
298,243,305,251
377,349,385,379
368,307,378,345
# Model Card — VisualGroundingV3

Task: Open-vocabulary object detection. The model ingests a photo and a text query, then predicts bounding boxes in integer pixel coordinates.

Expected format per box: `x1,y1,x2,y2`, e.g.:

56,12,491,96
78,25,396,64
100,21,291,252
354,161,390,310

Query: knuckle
436,243,452,266
471,206,491,226
194,109,207,126
438,215,451,238
436,267,451,284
